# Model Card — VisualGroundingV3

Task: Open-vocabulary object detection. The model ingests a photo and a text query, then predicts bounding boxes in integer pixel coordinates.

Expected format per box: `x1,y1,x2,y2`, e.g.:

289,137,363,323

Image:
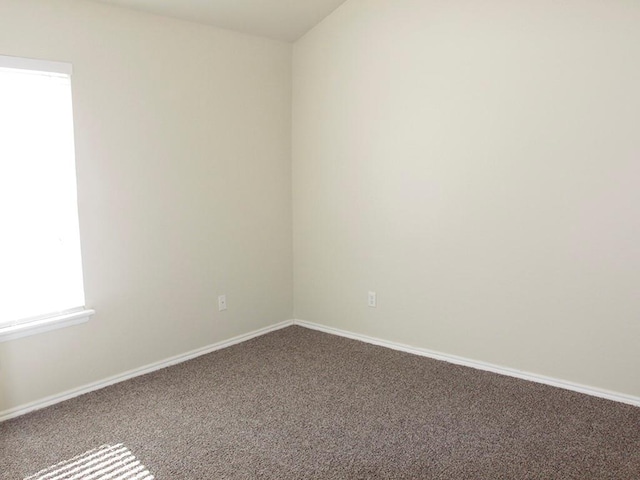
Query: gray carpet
1,326,639,479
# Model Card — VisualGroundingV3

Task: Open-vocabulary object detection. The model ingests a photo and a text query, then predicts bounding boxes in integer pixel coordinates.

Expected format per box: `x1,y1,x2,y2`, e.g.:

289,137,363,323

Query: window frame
0,55,94,342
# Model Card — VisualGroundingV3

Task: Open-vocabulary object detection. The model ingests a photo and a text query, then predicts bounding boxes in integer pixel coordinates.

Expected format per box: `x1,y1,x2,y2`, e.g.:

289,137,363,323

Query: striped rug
24,444,154,480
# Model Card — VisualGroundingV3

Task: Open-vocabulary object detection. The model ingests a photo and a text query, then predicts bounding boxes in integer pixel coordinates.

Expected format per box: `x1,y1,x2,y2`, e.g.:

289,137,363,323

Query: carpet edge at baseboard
0,320,295,423
4,317,636,423
293,319,640,408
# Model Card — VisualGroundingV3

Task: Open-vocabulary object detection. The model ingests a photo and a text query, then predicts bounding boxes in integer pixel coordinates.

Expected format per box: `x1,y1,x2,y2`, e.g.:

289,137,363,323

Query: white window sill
0,309,95,343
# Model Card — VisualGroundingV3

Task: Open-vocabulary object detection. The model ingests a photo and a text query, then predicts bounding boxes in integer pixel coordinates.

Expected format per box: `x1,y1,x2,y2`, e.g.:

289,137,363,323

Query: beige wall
293,0,640,397
1,0,638,415
0,0,293,412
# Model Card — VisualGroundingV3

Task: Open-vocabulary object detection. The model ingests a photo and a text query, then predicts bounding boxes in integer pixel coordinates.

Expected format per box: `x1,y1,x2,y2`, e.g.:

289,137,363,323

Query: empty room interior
0,0,639,478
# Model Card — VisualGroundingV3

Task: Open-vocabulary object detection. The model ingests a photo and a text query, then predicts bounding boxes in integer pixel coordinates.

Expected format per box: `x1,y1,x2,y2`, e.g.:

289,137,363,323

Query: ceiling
94,0,348,42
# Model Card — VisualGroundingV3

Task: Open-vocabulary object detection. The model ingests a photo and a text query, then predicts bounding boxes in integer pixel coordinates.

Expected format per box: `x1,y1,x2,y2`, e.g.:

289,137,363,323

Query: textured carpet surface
1,326,639,479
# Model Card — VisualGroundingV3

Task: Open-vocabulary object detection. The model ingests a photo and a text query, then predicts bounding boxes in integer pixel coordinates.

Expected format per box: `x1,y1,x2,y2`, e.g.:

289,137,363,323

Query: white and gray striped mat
24,444,154,480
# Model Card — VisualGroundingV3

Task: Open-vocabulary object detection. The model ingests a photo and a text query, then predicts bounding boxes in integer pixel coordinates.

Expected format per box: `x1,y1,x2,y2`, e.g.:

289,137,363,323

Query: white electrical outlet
218,294,227,312
368,291,377,308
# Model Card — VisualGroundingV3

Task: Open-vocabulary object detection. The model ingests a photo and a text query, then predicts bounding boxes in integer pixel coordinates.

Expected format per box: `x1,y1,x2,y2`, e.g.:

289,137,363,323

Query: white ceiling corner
92,0,348,42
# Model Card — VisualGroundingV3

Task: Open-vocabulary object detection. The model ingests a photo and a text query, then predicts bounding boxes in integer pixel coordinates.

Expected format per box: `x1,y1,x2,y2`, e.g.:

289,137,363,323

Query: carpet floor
1,326,639,479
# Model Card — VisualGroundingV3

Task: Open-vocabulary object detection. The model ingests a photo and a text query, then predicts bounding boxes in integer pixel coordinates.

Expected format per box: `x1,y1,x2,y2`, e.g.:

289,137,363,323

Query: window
0,55,93,342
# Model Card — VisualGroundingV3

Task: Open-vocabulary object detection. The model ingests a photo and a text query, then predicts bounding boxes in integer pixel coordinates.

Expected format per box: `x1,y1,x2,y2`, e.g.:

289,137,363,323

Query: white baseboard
0,320,294,422
3,317,637,422
294,319,640,408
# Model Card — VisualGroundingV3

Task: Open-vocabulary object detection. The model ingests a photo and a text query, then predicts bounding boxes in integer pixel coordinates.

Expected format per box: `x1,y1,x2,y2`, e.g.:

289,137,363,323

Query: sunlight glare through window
0,62,85,326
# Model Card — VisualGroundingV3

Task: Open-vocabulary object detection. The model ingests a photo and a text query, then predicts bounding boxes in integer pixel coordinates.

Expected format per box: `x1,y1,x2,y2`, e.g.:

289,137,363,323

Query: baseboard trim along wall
0,320,294,422
3,317,637,422
293,319,640,408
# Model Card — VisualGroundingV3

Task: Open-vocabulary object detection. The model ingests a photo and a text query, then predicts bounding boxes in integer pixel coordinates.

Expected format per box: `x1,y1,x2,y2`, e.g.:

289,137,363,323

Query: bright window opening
0,55,91,338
